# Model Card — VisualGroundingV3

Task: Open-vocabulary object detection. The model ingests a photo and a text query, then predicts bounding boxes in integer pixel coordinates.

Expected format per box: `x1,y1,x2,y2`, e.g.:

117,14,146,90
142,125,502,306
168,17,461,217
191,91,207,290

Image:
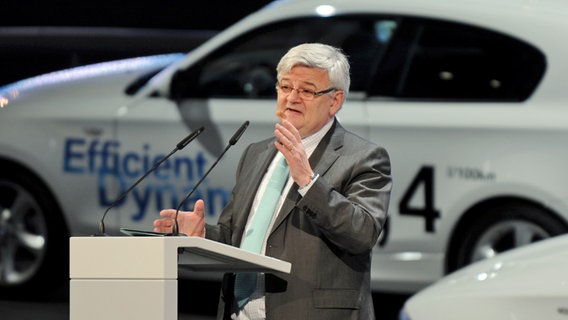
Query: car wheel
451,202,567,271
0,166,68,299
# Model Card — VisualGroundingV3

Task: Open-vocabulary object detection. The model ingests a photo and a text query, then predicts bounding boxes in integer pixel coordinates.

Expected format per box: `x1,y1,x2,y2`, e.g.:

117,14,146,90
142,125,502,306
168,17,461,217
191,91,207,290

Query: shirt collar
301,118,334,158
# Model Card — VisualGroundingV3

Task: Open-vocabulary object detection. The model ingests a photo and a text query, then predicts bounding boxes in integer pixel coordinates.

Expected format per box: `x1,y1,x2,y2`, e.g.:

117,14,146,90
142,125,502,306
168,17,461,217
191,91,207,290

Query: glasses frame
275,83,337,100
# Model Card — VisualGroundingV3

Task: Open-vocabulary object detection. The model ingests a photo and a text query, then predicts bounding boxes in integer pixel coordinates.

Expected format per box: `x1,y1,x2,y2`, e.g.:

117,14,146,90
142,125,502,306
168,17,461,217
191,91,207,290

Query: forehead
279,65,329,86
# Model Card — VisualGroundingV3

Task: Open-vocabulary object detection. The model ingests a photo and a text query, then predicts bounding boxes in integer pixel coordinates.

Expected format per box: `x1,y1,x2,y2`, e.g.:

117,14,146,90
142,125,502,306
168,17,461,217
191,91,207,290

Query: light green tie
234,156,289,308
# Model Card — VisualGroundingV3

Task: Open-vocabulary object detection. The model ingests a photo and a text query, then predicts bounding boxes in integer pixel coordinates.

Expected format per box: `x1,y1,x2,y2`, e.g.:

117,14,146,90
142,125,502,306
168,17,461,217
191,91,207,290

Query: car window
170,14,545,102
370,17,546,101
170,16,396,99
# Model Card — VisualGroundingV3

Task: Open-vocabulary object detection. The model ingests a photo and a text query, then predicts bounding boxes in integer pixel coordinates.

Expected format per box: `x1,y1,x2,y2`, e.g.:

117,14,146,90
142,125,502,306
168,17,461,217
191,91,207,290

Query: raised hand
274,120,314,188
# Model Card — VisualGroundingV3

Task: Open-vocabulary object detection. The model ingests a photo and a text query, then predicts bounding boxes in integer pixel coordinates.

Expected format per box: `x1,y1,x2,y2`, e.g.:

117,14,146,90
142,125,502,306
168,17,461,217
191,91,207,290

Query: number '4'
399,166,440,232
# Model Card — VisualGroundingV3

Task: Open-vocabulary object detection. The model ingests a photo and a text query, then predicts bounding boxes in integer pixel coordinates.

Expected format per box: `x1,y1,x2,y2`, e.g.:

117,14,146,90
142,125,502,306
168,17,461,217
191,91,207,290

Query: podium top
70,236,291,279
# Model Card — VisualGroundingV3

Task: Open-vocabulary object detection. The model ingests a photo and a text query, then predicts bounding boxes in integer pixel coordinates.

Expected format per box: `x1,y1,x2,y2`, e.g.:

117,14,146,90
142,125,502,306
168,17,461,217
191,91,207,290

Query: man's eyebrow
279,78,317,88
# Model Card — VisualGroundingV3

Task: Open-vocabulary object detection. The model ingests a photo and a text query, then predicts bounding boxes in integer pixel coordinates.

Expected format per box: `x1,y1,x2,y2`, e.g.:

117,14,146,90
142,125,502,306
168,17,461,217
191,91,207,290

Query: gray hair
276,43,350,96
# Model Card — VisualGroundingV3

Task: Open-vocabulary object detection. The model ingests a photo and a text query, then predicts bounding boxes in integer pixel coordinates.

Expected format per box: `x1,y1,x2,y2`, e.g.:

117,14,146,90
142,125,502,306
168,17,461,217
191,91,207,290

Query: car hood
0,53,184,113
404,234,568,318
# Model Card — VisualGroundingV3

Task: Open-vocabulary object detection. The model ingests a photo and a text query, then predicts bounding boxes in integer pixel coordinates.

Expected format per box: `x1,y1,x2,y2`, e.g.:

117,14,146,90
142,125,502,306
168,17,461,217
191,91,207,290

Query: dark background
0,1,273,86
2,1,272,30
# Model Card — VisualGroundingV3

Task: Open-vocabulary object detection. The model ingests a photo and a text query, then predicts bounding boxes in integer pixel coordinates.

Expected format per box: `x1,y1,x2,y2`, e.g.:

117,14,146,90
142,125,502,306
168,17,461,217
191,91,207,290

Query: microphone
171,120,249,236
95,126,205,236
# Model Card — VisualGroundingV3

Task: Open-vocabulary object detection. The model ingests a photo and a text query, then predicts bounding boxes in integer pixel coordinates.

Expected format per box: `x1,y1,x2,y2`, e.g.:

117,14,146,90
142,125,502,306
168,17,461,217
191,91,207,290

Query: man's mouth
286,107,302,114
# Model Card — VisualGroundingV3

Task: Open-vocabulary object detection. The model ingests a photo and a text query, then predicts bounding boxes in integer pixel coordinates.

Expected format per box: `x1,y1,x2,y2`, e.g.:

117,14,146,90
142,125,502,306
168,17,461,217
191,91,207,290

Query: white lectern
69,236,291,320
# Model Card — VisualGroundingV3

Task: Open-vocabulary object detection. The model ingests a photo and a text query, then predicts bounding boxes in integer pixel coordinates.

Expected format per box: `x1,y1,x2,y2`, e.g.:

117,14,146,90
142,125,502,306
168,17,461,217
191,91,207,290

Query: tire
451,202,567,271
0,166,68,299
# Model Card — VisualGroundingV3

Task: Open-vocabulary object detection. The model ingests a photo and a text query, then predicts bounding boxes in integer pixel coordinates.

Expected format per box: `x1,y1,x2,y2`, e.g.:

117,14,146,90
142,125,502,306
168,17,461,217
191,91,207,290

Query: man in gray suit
154,43,392,320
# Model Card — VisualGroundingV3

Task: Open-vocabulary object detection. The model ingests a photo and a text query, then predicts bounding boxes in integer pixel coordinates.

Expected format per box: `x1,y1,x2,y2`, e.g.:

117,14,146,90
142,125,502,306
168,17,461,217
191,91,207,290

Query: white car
1,0,568,297
399,233,568,319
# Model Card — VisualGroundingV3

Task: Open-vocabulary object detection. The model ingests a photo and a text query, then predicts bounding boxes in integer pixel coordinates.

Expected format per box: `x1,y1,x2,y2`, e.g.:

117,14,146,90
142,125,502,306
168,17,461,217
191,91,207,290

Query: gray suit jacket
205,120,392,320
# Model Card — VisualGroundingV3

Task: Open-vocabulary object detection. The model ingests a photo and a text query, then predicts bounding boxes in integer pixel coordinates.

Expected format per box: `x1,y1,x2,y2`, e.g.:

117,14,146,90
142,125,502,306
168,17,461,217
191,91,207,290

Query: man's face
276,65,343,138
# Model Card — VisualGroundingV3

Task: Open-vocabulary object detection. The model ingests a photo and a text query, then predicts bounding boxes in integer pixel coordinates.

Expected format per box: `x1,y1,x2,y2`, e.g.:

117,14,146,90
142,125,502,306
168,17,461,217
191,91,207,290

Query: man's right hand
153,199,206,237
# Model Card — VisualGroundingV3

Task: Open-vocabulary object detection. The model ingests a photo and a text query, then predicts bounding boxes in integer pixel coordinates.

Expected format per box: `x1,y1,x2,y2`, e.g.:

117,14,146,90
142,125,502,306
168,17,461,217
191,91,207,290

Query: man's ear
329,90,345,116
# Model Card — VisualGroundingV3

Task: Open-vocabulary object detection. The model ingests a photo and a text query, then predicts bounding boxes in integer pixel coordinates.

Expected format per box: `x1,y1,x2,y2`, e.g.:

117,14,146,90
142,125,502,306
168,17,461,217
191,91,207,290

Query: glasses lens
299,90,314,100
277,85,293,95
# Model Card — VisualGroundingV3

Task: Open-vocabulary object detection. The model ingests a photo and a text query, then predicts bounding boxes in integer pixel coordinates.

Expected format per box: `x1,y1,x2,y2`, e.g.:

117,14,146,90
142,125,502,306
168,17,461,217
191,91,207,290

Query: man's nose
287,88,301,101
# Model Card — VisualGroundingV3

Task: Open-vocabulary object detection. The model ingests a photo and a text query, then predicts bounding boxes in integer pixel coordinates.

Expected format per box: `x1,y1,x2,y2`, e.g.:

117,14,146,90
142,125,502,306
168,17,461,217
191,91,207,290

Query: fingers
274,121,315,187
194,199,205,218
275,121,300,152
159,209,177,218
153,201,205,233
153,210,174,232
281,119,300,138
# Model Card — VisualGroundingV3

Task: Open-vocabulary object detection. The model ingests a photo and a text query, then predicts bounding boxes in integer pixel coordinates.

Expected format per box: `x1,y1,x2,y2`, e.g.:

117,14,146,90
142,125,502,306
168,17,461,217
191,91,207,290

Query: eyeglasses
276,83,336,101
